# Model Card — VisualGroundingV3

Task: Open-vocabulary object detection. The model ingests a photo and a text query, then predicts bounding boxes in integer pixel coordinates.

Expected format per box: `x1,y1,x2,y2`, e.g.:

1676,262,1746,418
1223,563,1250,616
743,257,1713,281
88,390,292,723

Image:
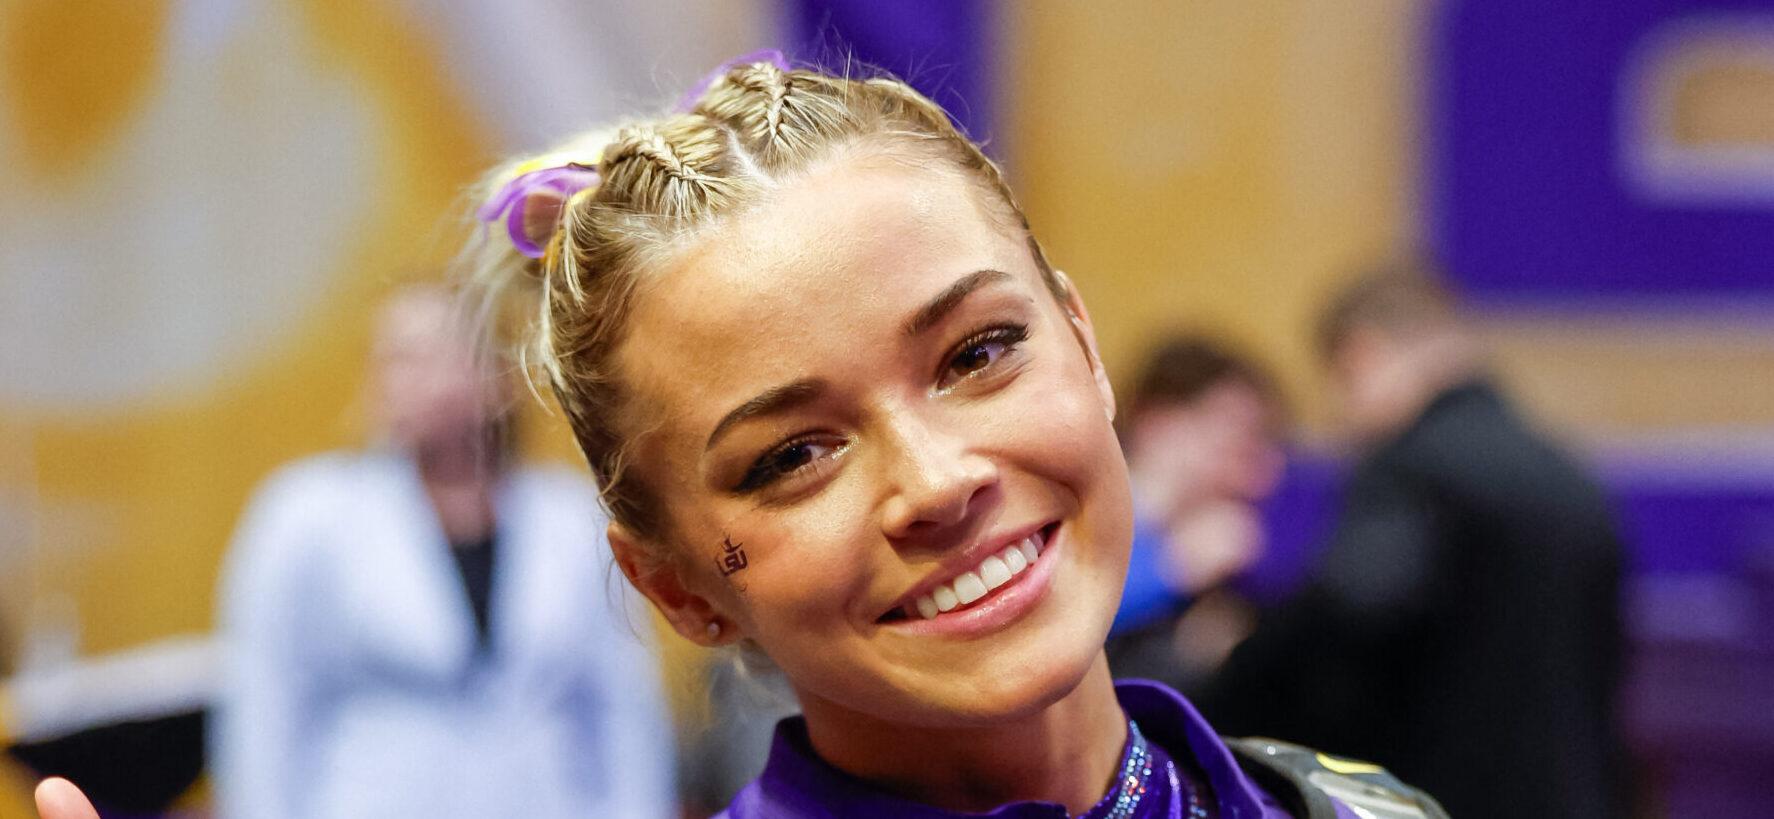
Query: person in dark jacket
1198,261,1627,818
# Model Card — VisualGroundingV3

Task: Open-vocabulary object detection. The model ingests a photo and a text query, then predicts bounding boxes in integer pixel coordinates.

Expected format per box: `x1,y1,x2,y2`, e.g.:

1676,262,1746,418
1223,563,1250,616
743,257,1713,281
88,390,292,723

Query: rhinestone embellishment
1101,719,1212,819
1103,720,1155,819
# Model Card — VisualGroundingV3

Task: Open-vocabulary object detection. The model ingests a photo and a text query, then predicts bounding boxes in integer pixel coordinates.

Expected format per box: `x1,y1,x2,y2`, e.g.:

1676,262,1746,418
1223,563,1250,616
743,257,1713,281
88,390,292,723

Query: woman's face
613,149,1133,728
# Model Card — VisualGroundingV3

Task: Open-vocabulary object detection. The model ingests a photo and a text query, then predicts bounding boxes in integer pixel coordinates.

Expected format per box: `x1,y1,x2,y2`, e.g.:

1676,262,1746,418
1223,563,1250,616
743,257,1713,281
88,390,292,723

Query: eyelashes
736,435,846,493
731,321,1031,494
938,324,1029,390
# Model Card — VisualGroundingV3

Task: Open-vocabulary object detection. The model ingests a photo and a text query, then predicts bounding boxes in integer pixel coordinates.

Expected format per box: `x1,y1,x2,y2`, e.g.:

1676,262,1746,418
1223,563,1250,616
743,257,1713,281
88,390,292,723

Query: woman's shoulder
716,681,1447,819
1220,736,1450,819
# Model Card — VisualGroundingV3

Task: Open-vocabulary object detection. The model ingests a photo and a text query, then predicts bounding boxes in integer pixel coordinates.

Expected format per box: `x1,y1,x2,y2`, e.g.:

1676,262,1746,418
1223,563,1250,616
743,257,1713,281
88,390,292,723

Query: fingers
34,777,100,819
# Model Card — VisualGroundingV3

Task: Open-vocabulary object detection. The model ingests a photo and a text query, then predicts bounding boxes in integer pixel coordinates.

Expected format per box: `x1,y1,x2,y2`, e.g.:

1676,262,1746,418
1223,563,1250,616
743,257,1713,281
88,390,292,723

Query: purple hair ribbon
675,48,791,112
477,164,599,259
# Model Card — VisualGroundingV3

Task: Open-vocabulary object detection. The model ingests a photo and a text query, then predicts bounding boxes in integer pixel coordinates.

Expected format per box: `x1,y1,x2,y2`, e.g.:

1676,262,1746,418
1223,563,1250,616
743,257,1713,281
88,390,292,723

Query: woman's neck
797,653,1128,815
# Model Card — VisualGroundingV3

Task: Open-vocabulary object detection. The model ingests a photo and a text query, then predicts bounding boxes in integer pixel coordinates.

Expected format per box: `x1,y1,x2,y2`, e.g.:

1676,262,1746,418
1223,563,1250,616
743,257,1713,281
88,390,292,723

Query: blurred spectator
1106,337,1286,686
210,286,674,818
1198,260,1627,818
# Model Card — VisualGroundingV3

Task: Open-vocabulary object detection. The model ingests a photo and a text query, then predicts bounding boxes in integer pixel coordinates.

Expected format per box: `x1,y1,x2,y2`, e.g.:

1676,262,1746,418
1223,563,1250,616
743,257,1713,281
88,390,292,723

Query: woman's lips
879,523,1061,638
906,527,1047,619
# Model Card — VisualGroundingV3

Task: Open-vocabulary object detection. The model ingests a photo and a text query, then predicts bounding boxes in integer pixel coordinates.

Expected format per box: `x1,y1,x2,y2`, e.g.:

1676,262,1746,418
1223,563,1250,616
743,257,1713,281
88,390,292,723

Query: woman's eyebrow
703,270,1011,453
706,378,826,452
901,269,1014,337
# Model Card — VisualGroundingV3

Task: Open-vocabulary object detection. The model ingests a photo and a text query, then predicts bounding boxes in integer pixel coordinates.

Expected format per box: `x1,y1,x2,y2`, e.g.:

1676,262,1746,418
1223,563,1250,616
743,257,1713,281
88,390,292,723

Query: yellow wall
1478,312,1774,440
1007,2,1425,429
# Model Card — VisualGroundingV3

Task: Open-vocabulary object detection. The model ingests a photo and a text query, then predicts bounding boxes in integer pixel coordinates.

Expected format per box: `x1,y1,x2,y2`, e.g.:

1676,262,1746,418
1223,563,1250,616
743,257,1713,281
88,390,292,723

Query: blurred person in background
1106,336,1286,689
207,286,675,818
1199,260,1626,818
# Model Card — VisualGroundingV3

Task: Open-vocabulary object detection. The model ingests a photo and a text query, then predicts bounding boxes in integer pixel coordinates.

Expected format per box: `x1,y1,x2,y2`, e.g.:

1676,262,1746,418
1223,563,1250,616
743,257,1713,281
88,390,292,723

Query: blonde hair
470,59,1063,547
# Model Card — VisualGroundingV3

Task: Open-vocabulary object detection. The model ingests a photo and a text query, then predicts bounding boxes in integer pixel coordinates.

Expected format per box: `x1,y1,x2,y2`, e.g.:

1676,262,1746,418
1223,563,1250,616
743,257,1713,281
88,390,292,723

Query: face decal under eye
939,323,1029,389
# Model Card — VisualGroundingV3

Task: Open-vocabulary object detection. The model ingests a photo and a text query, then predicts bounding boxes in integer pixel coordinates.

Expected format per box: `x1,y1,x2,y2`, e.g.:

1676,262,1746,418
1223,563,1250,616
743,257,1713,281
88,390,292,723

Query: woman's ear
1051,269,1116,422
609,521,738,647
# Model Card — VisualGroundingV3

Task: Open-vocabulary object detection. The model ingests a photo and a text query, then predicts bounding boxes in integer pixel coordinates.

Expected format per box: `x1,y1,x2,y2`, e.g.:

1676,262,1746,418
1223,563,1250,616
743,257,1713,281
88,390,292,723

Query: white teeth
953,571,988,604
979,555,1012,590
895,529,1051,622
1001,543,1028,574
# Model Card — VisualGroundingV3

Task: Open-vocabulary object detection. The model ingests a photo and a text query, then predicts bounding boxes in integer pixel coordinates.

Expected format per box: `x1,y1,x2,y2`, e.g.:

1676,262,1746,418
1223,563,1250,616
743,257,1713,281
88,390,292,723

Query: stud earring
706,621,722,639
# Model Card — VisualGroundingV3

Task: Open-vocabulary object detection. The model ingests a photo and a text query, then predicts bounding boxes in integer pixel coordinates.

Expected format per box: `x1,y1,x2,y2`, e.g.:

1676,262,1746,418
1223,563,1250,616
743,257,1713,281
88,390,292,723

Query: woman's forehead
703,158,1007,293
616,160,1038,431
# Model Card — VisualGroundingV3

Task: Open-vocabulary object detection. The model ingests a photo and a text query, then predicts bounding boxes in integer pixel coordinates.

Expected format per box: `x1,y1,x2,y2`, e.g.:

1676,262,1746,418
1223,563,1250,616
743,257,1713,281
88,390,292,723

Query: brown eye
948,342,1001,378
736,436,845,493
939,324,1029,389
769,442,817,472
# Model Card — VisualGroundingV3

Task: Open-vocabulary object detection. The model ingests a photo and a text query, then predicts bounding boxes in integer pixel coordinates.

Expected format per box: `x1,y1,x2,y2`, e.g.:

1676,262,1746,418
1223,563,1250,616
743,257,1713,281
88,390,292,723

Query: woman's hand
34,777,99,819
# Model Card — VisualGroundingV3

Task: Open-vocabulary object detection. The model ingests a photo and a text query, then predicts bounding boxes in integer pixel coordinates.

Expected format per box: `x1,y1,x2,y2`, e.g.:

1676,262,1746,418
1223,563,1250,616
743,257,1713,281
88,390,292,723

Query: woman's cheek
1017,364,1117,464
728,491,876,628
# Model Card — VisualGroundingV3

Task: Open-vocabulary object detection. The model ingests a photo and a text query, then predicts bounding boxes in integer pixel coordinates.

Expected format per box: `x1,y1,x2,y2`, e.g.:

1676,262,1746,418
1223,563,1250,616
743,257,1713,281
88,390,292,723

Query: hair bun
675,48,790,113
477,157,601,260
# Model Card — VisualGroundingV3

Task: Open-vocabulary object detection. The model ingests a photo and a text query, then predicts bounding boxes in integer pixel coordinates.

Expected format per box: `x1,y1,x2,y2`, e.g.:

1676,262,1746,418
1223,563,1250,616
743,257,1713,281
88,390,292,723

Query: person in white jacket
209,286,676,818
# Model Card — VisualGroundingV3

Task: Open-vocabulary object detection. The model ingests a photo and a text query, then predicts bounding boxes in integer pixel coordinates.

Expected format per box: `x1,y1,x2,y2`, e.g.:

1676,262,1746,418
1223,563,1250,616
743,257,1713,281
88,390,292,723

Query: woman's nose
877,414,999,540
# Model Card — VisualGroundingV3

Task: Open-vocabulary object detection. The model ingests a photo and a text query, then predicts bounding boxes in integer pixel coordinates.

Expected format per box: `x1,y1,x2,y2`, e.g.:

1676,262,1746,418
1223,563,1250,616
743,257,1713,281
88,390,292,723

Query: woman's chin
869,638,1108,729
893,596,1119,725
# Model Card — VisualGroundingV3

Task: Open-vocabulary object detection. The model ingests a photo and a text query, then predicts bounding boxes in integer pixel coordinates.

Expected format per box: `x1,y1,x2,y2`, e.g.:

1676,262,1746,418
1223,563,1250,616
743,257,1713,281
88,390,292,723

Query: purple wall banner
1430,0,1774,297
786,0,996,147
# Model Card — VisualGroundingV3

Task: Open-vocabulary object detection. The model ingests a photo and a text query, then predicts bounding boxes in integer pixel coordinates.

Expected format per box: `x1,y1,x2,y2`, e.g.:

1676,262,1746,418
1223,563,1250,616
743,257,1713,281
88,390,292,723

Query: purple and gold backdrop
1431,0,1774,298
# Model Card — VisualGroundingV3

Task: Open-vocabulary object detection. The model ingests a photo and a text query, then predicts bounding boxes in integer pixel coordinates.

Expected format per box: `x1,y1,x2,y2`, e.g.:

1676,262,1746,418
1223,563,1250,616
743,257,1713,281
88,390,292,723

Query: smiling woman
449,54,1449,819
34,54,1448,819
